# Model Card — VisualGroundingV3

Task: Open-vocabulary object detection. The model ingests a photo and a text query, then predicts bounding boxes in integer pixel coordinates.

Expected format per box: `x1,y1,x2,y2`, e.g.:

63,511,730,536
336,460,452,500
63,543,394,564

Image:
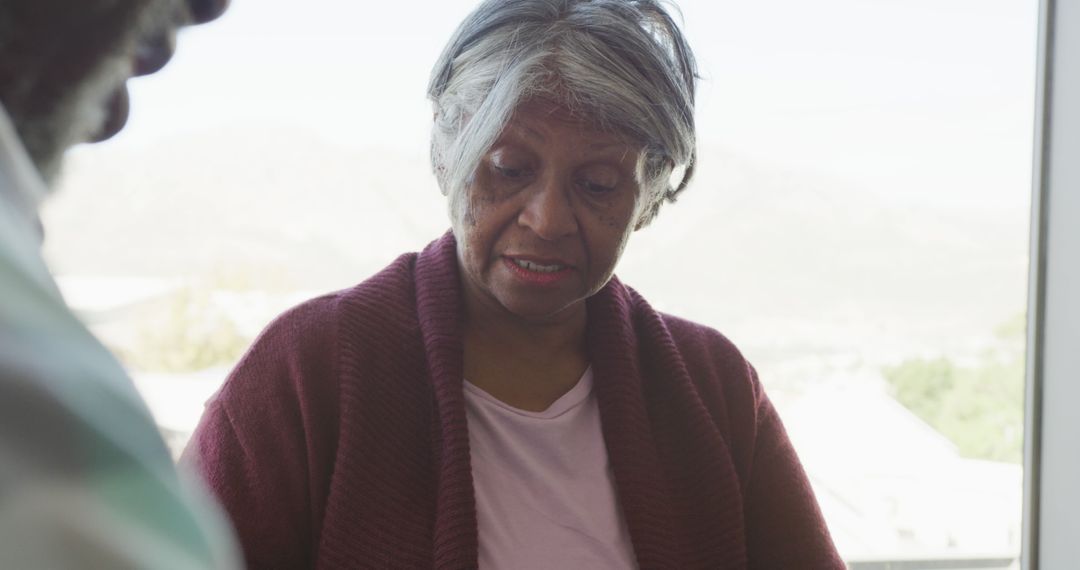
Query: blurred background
41,0,1036,566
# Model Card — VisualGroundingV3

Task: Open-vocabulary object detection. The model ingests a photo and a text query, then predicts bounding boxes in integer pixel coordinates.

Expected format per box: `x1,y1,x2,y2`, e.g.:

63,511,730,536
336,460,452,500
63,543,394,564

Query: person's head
428,0,697,323
0,0,228,184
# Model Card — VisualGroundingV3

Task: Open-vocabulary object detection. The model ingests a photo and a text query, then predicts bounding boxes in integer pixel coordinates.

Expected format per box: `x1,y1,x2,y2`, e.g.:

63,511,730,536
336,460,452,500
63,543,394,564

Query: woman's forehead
502,100,637,151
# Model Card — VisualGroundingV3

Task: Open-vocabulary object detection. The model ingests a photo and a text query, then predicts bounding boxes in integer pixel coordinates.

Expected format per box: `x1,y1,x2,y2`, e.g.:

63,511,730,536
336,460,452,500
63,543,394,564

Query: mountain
43,124,1029,367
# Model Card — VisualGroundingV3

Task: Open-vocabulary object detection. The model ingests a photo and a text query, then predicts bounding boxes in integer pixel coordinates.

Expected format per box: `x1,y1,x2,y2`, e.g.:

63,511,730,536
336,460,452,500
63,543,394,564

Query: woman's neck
461,293,589,412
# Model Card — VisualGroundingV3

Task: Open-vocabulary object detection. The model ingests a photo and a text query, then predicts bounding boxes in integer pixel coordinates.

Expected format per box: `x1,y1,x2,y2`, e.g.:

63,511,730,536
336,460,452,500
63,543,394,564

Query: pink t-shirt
464,367,638,569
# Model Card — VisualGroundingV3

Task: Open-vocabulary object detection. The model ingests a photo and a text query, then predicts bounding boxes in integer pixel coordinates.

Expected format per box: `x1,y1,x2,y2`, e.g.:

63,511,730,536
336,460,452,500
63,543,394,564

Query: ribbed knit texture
185,232,845,569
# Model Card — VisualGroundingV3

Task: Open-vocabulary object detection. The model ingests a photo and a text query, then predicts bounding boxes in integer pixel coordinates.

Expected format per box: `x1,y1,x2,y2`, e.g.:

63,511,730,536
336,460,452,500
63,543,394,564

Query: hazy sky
95,0,1038,211
44,6,1034,554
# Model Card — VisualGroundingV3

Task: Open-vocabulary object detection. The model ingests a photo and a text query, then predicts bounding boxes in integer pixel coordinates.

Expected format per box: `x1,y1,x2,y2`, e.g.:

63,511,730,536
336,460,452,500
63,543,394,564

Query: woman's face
452,101,644,325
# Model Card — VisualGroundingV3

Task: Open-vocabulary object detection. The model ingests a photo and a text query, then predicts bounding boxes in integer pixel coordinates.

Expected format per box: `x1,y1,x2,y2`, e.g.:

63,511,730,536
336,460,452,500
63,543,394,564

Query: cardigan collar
412,232,692,568
406,229,743,565
413,232,476,568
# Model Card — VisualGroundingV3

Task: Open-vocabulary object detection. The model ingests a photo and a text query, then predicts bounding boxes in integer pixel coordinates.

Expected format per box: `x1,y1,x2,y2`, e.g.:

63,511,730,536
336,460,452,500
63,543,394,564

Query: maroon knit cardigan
185,233,844,569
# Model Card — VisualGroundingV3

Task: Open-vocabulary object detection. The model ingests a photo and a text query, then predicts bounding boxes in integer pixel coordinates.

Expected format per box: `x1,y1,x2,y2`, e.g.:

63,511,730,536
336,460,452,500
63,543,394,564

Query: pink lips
503,257,574,285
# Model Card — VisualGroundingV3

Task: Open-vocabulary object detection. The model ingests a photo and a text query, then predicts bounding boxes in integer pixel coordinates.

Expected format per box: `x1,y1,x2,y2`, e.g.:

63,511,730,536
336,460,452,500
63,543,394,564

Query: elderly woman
185,0,843,567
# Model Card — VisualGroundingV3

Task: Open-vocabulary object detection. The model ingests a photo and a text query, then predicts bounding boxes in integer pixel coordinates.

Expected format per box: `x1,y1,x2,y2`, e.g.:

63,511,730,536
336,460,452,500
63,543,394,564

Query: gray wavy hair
427,0,698,227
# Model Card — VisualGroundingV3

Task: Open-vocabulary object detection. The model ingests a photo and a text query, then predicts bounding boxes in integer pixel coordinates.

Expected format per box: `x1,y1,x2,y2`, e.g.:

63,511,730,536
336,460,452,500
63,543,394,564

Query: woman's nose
518,178,579,241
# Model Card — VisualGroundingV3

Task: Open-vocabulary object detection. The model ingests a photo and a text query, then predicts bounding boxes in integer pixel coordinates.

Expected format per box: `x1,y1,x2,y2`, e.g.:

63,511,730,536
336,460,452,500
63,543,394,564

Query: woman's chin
494,295,585,326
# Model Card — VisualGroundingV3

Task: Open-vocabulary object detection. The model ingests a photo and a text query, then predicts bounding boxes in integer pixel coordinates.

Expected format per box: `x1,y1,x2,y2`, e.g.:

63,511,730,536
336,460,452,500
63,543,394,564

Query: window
42,0,1041,565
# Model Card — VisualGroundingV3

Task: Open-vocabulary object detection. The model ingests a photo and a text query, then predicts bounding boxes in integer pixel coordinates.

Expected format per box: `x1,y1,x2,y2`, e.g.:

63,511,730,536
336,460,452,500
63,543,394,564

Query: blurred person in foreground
185,0,844,567
0,0,238,567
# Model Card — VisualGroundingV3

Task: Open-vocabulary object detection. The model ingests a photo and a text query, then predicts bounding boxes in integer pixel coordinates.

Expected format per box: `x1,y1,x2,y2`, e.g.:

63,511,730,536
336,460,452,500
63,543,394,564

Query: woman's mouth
511,258,565,273
503,256,574,285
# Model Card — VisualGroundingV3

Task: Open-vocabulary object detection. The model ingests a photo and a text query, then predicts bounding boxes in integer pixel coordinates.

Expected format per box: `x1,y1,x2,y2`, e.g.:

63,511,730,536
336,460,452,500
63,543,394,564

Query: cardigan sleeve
181,294,342,569
741,367,846,569
662,315,844,568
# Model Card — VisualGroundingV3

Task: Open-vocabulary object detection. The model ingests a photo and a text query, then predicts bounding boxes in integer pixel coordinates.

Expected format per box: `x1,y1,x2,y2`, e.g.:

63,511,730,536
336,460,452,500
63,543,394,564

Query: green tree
883,317,1025,463
119,286,250,373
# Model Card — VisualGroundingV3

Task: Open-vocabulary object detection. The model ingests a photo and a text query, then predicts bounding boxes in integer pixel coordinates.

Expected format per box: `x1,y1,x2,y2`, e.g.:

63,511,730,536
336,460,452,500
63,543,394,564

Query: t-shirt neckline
463,366,594,420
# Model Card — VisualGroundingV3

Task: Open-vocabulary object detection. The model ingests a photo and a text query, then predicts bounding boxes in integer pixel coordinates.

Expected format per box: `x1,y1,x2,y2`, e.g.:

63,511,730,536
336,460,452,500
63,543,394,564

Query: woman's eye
578,165,621,196
494,165,530,180
582,180,616,194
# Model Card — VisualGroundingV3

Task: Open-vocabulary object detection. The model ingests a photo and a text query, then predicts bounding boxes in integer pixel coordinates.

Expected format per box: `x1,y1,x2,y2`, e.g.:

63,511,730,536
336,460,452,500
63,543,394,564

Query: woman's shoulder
657,313,749,370
256,291,343,347
254,252,420,351
652,310,756,382
213,252,422,405
208,291,342,413
652,311,766,441
621,282,758,400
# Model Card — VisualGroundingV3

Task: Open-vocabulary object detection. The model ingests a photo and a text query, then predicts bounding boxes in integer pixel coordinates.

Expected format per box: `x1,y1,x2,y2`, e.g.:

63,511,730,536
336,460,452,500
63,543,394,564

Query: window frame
1023,0,1080,567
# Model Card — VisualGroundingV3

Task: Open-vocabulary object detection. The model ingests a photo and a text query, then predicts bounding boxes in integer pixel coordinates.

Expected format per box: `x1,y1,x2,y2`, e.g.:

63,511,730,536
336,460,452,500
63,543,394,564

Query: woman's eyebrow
588,143,639,166
504,124,545,143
